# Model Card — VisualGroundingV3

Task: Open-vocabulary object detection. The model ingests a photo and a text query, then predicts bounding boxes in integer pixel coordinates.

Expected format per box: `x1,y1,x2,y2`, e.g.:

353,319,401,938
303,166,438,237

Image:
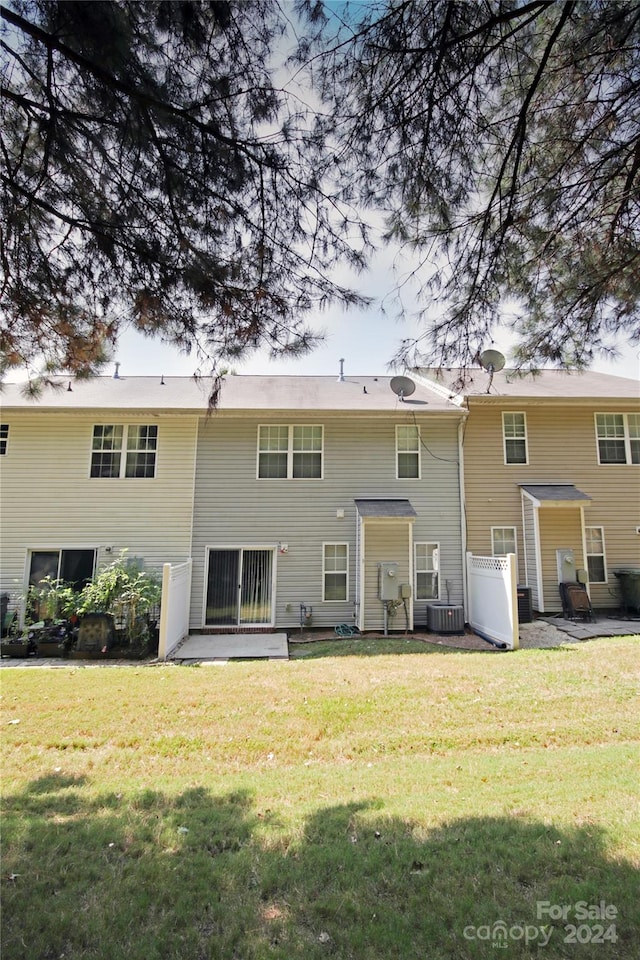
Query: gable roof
414,368,639,403
0,374,459,414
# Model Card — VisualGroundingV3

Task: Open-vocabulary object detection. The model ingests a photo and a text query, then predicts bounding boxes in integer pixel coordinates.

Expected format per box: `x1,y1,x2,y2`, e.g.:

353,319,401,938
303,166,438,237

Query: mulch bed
290,629,501,652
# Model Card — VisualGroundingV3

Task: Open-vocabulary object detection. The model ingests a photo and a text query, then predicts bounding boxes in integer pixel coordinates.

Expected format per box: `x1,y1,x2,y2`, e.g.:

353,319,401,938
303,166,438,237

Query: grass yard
1,635,639,960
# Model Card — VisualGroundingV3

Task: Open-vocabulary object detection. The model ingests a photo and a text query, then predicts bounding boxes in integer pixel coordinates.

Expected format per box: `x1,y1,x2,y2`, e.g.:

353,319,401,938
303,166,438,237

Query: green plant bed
0,641,31,658
69,649,110,660
36,641,64,657
68,645,152,661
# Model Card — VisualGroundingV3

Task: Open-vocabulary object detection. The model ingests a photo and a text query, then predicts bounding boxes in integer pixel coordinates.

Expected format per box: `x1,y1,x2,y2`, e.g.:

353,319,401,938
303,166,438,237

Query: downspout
354,508,361,630
458,410,469,622
579,505,591,598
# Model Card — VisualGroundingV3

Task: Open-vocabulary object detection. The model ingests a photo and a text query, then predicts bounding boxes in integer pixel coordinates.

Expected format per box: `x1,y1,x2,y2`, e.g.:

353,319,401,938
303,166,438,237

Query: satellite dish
479,349,506,373
390,375,416,402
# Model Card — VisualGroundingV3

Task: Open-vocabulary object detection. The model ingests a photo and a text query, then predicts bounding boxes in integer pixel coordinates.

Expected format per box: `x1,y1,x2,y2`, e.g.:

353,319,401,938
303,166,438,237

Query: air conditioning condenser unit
426,603,464,634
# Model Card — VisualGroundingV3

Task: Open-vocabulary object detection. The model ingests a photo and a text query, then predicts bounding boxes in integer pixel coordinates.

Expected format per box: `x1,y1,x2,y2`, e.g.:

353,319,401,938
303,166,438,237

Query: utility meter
378,562,399,601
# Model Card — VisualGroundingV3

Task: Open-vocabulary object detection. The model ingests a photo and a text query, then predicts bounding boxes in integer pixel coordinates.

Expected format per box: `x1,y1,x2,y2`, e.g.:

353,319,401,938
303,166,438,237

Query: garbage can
613,569,640,615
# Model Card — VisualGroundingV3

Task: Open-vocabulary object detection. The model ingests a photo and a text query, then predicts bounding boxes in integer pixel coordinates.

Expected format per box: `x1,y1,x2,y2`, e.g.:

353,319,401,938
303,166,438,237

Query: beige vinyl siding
361,521,411,631
0,413,197,605
538,509,584,613
191,414,463,630
464,401,640,610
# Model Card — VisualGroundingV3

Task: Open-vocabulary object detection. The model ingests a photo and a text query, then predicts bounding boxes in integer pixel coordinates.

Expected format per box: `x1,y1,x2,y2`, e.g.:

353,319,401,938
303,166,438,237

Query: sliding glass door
206,548,274,626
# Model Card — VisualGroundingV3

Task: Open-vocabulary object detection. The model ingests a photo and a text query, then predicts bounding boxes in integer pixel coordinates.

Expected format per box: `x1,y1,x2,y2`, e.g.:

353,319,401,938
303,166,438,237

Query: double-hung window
492,527,518,580
502,412,528,464
415,542,439,600
323,543,348,601
585,527,607,583
595,414,640,465
91,424,158,478
396,425,420,478
258,425,323,479
0,424,8,456
492,527,517,558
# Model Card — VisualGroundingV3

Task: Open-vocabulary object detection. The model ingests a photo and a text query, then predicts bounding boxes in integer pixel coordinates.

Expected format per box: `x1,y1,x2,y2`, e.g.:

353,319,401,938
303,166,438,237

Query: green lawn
1,636,639,959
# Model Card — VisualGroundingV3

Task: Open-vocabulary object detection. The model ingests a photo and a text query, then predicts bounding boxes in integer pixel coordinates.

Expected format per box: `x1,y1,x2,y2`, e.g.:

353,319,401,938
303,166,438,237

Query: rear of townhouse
461,396,640,613
189,383,465,634
0,385,199,620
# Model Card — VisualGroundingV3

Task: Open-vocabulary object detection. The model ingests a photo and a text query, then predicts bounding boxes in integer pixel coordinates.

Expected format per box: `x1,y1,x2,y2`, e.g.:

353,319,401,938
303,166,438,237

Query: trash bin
613,569,640,615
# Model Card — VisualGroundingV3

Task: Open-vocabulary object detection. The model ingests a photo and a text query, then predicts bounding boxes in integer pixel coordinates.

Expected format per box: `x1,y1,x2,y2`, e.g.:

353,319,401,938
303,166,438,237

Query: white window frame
502,412,528,465
415,542,440,601
492,527,519,583
257,424,324,479
491,526,517,560
585,526,607,584
322,543,349,602
396,424,421,479
0,423,8,456
90,424,158,479
594,413,640,465
27,548,97,588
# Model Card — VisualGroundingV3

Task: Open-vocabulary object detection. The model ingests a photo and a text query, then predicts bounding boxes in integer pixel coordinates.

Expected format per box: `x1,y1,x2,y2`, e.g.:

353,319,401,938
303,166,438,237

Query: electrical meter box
378,562,399,601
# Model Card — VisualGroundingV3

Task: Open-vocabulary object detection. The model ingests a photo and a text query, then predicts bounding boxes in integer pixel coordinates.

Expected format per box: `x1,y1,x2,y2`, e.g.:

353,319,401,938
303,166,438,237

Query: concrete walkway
172,633,289,661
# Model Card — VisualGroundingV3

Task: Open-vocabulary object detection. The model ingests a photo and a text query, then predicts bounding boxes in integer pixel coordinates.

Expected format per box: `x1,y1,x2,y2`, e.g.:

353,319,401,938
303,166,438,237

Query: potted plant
0,608,33,658
26,578,78,657
75,552,161,658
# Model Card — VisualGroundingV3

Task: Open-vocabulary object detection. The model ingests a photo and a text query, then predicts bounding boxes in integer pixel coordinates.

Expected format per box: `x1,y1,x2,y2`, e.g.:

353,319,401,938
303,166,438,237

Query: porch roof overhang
355,498,417,519
520,484,592,508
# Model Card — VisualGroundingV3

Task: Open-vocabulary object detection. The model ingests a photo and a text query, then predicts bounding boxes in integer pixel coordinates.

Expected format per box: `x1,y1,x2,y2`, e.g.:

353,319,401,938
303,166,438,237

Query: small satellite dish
479,349,506,373
390,375,416,402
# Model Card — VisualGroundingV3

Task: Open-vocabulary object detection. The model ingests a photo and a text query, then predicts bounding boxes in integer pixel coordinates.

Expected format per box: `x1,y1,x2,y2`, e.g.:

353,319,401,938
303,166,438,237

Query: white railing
158,559,192,660
466,553,519,649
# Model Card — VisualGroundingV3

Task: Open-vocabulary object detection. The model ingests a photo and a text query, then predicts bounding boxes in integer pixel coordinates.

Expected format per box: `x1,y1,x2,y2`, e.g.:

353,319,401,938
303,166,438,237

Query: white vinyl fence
466,553,519,649
158,559,192,660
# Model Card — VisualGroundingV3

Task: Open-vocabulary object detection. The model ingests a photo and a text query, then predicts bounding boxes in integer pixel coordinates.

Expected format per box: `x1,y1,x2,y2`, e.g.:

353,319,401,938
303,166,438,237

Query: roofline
2,405,463,418
466,395,640,407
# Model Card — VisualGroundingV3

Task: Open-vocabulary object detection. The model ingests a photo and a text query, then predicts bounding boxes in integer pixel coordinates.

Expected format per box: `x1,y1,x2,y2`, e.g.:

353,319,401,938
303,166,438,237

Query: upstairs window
595,414,640,465
258,425,323,479
396,425,420,478
502,412,528,465
91,425,158,478
415,542,439,600
0,424,8,455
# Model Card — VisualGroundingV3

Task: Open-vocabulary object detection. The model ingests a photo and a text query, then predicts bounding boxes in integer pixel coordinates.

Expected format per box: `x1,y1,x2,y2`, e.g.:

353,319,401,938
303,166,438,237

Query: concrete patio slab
172,633,289,661
543,616,640,641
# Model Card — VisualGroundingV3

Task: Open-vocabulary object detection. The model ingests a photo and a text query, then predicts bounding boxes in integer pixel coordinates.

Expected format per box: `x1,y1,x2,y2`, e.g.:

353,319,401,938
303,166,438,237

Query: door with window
205,548,274,626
